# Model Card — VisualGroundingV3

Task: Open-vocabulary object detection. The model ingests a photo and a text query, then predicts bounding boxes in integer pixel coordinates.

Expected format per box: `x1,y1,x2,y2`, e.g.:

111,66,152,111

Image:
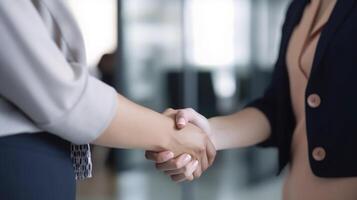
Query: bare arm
209,107,271,150
93,94,175,151
93,95,216,167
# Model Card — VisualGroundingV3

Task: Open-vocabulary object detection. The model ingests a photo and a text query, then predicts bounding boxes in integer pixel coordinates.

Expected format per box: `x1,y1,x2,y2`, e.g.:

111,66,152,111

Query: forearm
209,107,271,150
93,94,176,151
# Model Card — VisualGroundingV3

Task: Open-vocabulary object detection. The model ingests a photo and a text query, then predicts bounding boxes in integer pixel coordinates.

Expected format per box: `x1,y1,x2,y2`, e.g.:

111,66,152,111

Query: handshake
145,108,216,183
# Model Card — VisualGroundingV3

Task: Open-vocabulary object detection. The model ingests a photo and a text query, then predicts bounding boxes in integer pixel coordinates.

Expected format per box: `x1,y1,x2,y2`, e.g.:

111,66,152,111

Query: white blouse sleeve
0,1,118,144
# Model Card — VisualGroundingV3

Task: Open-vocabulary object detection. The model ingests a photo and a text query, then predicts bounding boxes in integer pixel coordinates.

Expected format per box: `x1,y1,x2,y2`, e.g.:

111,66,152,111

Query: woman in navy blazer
147,0,357,198
247,0,357,178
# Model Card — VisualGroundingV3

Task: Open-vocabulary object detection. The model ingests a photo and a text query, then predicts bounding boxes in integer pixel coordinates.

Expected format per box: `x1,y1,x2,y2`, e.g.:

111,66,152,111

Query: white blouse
0,0,118,144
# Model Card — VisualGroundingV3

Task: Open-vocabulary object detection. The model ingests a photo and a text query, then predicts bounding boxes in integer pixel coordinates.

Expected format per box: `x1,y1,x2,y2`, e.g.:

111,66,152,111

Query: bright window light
66,0,117,68
186,0,251,68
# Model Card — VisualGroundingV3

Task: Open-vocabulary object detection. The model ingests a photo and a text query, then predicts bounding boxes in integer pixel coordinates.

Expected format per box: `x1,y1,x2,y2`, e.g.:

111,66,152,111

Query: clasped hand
145,108,215,183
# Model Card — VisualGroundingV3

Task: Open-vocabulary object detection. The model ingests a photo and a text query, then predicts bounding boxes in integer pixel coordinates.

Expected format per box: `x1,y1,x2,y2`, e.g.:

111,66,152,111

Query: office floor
77,147,284,200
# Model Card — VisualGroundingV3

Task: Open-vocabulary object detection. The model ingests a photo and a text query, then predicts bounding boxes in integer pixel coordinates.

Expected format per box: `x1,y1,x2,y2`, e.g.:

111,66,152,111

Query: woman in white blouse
0,1,215,199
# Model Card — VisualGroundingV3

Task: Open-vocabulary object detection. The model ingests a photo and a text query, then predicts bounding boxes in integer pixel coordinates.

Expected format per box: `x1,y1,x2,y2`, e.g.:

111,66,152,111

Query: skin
93,94,216,175
146,107,271,182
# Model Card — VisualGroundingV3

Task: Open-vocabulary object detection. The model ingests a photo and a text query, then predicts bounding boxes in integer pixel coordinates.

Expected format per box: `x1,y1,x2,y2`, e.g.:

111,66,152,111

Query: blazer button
307,94,321,108
312,147,326,161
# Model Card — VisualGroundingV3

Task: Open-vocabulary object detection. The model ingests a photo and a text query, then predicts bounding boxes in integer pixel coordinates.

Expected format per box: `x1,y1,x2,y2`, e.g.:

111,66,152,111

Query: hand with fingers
145,108,216,183
145,151,199,182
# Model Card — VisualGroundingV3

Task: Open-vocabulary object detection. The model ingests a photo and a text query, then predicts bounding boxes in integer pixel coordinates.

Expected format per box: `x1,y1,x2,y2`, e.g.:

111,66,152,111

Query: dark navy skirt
0,133,75,200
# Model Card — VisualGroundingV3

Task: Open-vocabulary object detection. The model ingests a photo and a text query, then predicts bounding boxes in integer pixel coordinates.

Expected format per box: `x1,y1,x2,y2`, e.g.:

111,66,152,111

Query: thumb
175,108,203,130
176,109,211,134
176,112,187,129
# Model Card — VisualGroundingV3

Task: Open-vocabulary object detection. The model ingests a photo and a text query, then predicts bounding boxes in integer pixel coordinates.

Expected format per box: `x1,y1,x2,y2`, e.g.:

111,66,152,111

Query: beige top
283,0,357,199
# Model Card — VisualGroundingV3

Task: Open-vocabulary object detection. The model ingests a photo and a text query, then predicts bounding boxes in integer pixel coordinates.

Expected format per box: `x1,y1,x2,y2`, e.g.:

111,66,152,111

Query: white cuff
40,76,118,144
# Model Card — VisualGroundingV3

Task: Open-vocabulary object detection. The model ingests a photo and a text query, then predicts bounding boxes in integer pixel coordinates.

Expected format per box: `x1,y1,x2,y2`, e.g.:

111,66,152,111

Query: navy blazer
247,0,357,178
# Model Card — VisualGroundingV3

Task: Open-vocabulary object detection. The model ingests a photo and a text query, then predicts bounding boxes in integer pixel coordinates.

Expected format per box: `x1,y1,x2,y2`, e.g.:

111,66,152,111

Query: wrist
208,117,221,151
160,127,181,154
153,116,179,151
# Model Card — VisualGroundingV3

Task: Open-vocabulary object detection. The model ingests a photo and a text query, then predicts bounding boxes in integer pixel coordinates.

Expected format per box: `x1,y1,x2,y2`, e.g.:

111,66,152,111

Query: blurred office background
66,0,291,199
